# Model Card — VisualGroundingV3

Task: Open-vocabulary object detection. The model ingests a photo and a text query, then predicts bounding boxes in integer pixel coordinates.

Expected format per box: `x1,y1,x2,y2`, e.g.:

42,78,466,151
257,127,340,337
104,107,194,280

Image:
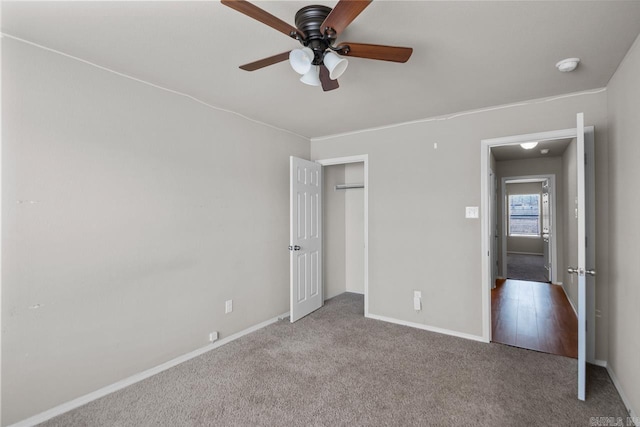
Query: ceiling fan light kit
300,66,322,86
323,51,349,80
289,47,315,74
221,0,413,92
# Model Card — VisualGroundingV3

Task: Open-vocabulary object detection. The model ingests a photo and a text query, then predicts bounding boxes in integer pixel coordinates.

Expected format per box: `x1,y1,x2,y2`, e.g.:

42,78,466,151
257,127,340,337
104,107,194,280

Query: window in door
508,194,540,237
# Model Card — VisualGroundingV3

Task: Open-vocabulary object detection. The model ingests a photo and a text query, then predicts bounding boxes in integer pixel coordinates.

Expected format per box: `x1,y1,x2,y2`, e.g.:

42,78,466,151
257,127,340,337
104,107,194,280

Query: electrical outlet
209,331,219,343
225,300,233,314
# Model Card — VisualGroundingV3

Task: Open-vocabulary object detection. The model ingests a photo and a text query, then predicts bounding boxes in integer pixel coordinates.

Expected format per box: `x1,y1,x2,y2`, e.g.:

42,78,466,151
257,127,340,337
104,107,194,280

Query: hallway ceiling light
520,142,539,149
556,58,580,72
540,148,550,154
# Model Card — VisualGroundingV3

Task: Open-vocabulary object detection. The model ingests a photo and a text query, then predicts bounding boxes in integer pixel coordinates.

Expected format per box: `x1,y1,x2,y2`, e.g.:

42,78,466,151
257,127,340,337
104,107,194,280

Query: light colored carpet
41,293,627,426
507,253,549,283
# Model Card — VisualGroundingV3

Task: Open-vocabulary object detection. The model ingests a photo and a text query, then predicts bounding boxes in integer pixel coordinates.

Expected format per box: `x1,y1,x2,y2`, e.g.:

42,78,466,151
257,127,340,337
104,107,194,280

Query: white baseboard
8,311,289,427
607,363,638,424
594,359,607,368
366,313,488,343
560,283,578,315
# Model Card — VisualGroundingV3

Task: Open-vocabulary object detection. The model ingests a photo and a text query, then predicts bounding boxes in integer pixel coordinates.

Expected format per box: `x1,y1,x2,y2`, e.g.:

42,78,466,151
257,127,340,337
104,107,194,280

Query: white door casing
490,168,498,287
542,179,551,281
500,175,556,283
290,157,323,322
316,154,370,317
481,118,596,402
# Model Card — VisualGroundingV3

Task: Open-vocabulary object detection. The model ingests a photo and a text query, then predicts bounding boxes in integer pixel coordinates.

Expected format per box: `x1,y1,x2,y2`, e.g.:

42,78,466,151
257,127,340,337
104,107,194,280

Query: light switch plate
465,206,479,218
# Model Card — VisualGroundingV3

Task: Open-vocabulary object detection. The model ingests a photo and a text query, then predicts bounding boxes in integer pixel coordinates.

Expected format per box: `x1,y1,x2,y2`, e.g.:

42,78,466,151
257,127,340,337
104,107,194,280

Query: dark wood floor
492,279,578,358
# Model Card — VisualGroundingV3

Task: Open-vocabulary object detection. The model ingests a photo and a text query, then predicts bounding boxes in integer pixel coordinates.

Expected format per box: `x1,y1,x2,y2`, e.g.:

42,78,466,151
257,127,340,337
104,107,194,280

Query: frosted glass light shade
289,48,314,75
323,51,348,80
300,66,321,86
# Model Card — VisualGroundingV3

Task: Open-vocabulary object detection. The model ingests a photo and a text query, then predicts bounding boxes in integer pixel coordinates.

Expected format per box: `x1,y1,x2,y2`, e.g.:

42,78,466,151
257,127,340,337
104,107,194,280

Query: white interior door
572,113,596,401
290,156,323,322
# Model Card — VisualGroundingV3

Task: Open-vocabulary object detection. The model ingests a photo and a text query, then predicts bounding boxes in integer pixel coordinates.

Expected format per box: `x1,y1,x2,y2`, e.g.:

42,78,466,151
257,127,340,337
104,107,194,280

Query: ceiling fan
220,0,413,91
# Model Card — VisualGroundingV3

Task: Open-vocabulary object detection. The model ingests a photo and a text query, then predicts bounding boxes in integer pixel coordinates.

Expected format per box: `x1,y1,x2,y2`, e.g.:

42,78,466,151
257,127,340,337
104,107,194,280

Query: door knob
567,267,596,276
288,245,301,251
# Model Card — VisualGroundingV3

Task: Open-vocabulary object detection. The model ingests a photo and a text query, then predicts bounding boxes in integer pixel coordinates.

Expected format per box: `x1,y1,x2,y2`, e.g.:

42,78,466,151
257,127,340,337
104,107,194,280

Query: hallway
491,279,577,358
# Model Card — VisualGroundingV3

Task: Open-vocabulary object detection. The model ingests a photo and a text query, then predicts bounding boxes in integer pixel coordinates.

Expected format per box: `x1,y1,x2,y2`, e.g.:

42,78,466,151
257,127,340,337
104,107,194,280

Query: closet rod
335,183,365,190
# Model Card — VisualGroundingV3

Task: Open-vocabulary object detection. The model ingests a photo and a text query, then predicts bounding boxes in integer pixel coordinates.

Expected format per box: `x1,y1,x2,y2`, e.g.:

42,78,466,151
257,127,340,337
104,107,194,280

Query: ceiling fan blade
221,0,304,39
239,51,291,71
319,64,339,92
320,0,372,37
338,42,413,63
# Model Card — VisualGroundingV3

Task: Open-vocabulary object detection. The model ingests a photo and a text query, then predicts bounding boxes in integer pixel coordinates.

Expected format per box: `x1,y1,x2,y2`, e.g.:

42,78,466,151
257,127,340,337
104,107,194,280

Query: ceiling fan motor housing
295,5,335,65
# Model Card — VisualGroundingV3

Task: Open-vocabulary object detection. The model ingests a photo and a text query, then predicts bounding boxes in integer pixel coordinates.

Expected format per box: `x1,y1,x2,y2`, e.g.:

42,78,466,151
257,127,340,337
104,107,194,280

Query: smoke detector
556,58,580,72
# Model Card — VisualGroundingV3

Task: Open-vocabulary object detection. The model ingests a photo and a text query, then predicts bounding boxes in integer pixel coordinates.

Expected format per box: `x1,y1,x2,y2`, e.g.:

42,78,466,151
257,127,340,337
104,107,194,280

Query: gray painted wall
1,39,309,425
505,182,544,255
607,34,640,418
311,91,609,358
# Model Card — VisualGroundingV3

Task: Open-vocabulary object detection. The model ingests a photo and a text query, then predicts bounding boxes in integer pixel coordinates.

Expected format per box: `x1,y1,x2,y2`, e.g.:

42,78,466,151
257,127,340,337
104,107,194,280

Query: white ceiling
3,1,640,139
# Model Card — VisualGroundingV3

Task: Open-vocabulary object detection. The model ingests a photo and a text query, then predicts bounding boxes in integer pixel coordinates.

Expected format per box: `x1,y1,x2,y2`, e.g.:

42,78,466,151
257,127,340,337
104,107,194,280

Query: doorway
480,118,596,401
491,141,575,358
317,155,369,317
501,175,557,284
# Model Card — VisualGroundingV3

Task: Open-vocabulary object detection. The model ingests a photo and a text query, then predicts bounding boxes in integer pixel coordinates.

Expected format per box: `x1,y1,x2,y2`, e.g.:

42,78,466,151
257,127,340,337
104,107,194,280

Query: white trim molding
7,312,289,427
316,154,369,318
366,313,487,343
607,364,639,422
561,282,578,316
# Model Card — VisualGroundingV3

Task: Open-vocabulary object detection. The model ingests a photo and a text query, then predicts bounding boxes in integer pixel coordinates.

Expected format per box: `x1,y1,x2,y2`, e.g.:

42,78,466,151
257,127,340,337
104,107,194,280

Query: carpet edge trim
6,311,290,427
366,313,488,343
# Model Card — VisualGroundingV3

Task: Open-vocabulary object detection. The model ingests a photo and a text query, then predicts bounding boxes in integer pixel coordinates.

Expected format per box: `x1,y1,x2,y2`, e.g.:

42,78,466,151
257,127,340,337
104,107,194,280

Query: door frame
480,127,591,343
500,174,557,284
316,154,369,317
